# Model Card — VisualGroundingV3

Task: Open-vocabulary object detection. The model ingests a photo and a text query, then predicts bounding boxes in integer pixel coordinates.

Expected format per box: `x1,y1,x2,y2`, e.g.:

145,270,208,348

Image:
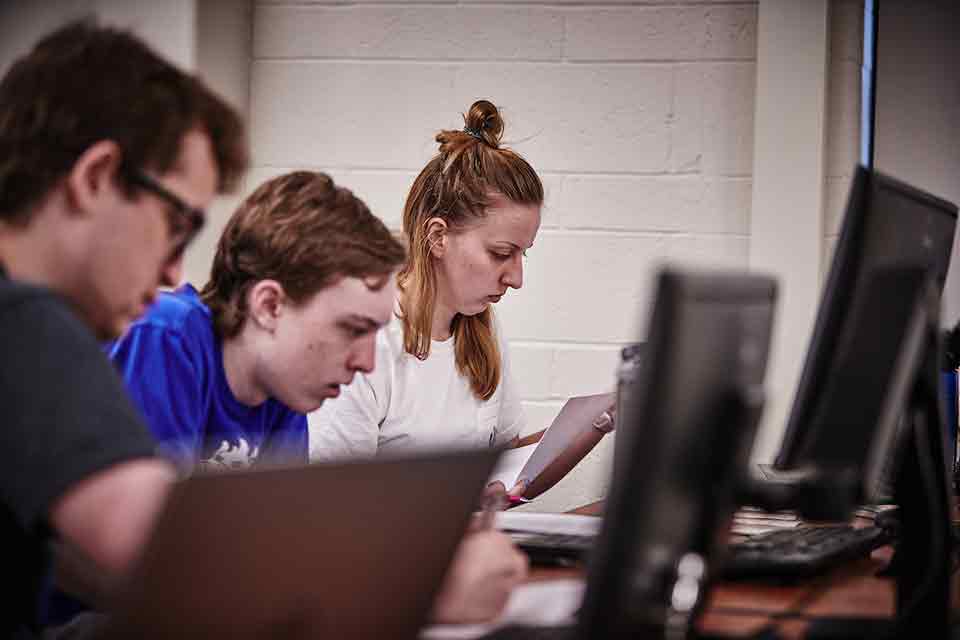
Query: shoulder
378,312,406,358
105,286,219,383
0,279,100,355
111,284,215,355
0,276,53,310
0,282,155,486
133,284,213,338
358,313,405,395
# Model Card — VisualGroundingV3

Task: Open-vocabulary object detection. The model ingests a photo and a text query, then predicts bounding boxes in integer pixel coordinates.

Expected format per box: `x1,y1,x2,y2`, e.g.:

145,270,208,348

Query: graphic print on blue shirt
107,284,308,471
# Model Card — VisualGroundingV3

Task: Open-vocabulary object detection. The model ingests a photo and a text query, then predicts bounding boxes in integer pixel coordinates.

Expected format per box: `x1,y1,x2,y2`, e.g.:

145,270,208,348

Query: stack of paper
730,506,801,536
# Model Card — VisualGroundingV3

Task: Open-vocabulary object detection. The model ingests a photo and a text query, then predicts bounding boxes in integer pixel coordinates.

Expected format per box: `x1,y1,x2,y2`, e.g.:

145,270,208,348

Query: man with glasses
126,169,207,264
0,20,246,637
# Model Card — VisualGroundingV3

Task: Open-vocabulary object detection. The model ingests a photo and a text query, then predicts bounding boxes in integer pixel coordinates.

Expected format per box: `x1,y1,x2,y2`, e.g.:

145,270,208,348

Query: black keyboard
509,524,890,577
721,524,890,579
505,531,592,566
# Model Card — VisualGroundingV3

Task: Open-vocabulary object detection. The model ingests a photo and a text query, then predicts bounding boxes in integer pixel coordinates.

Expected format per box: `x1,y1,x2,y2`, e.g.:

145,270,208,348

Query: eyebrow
344,315,383,329
494,241,533,251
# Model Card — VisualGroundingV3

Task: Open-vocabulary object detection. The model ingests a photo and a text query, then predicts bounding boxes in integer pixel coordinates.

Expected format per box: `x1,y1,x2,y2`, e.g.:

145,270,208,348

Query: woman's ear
425,217,448,258
247,280,286,333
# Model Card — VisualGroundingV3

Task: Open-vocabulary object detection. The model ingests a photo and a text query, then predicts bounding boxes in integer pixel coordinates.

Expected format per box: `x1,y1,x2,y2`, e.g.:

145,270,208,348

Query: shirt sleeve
308,373,382,462
493,317,526,446
0,294,156,533
107,323,205,470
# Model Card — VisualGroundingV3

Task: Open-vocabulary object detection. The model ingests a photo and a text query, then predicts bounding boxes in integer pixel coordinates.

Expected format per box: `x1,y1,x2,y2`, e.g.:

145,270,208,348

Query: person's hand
591,402,616,434
482,481,508,510
507,478,530,498
430,530,529,624
469,481,510,530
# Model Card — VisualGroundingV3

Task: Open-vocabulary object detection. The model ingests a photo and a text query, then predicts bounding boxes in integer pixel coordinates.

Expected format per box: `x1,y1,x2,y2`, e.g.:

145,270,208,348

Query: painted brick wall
248,0,758,512
822,0,863,275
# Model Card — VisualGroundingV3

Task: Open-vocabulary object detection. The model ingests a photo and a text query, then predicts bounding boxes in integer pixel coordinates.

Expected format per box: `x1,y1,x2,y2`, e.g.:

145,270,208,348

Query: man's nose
349,335,377,374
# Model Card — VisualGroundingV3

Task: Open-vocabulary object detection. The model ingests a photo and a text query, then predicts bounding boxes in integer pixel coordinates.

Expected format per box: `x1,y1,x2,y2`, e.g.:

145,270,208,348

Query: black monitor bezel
576,267,777,636
774,165,958,474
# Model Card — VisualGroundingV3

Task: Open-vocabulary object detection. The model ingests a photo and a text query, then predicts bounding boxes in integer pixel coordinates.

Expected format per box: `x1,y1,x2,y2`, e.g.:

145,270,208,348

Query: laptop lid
104,449,499,639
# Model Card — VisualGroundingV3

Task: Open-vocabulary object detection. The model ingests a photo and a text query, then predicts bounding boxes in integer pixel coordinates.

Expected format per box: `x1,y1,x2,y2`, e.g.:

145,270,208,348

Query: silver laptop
104,450,499,639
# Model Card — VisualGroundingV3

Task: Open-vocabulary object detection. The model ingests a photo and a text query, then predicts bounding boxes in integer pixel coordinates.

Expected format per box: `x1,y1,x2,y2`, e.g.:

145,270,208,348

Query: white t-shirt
308,313,525,461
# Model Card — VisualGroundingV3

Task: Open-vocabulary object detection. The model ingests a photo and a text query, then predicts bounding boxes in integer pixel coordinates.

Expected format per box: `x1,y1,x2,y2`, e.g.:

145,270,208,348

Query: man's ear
64,140,124,216
425,217,448,258
247,280,286,333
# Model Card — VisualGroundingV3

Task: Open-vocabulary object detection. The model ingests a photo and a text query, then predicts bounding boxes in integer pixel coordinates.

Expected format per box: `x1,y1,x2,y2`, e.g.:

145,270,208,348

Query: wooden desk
525,502,958,639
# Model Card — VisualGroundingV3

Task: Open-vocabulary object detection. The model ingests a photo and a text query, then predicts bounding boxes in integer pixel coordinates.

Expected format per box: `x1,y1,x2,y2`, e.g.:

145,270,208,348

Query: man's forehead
327,274,396,324
160,129,219,209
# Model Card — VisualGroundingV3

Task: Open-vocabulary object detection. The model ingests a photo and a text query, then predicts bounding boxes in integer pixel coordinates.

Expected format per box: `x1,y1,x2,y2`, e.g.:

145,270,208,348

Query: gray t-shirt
0,268,155,637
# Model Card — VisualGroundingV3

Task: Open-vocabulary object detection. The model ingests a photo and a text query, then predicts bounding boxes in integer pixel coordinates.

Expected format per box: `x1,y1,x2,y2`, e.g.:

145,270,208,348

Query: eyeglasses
128,169,206,261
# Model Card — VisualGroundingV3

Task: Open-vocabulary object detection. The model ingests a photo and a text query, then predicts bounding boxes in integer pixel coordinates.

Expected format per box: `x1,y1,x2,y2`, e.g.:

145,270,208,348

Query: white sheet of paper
420,579,585,640
494,511,602,536
487,444,537,491
730,521,802,536
734,507,800,522
488,392,615,490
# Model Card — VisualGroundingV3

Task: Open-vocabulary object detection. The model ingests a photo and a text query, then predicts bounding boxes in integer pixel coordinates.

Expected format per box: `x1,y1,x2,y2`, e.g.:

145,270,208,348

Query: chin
298,395,329,413
461,303,489,317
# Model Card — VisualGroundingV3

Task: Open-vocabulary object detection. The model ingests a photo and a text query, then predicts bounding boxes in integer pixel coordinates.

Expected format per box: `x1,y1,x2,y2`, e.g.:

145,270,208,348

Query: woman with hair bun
309,100,614,500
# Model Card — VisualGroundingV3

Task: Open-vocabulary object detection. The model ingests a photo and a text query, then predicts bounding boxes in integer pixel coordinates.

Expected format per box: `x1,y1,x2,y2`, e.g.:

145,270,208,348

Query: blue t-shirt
107,284,307,471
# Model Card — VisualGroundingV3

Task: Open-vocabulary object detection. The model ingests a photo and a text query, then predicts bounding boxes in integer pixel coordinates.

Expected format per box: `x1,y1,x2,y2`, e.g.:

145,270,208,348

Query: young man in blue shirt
109,171,404,470
106,171,400,472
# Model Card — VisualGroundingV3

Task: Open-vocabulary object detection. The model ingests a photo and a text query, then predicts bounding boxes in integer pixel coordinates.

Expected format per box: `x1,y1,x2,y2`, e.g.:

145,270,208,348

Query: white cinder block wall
0,1,870,513
249,0,757,512
822,0,863,275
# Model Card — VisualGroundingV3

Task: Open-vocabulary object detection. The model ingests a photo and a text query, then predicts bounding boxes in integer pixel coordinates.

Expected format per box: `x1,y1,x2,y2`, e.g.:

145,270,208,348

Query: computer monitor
577,267,777,637
753,167,957,635
772,165,958,504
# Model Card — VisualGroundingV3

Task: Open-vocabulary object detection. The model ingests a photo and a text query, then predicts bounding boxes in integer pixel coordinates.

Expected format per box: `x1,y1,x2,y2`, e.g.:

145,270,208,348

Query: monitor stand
804,299,956,640
886,322,955,636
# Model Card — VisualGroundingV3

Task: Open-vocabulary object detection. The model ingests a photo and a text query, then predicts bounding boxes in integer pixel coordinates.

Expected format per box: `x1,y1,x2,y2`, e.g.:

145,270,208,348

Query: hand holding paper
488,392,615,500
